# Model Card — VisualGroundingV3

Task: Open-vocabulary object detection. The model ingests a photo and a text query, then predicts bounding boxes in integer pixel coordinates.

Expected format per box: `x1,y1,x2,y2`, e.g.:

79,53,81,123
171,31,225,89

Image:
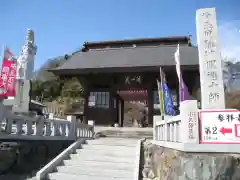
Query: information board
200,110,240,144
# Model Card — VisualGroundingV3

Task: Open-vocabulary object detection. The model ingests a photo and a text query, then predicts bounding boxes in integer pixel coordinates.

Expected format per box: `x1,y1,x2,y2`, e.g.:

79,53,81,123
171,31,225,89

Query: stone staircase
94,127,153,139
45,138,141,180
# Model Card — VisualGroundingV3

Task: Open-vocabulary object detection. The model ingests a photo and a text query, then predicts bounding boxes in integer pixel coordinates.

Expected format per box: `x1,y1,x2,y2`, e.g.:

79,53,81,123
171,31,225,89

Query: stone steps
81,144,136,151
56,165,134,178
48,172,131,180
62,159,134,170
76,148,136,157
96,130,153,139
69,152,135,163
47,138,140,180
86,138,138,146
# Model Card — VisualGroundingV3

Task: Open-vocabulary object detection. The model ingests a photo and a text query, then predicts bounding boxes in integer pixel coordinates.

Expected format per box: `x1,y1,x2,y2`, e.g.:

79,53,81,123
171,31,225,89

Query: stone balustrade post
16,119,24,134
174,123,178,142
36,116,44,136
26,120,33,135
164,122,168,141
153,117,157,141
169,123,173,142
49,113,54,120
88,120,95,137
67,116,77,140
5,118,13,134
45,121,51,136
180,100,199,144
61,124,66,136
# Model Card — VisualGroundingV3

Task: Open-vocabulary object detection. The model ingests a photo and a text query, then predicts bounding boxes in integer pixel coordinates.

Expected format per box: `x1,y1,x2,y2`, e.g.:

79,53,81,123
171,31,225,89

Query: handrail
134,139,143,180
36,139,85,180
155,115,181,125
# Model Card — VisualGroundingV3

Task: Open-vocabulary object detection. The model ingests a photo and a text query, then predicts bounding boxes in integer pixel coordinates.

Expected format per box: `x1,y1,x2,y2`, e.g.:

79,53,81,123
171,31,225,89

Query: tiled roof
55,45,199,71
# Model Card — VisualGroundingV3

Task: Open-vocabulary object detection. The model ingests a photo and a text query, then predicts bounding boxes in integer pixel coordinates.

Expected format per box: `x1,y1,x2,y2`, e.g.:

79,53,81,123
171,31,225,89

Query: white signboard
200,110,240,144
88,95,96,107
196,8,225,109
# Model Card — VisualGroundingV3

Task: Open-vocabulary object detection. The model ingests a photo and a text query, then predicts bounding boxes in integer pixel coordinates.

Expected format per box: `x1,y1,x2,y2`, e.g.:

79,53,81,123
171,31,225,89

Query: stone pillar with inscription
12,29,37,113
180,100,199,144
196,8,225,109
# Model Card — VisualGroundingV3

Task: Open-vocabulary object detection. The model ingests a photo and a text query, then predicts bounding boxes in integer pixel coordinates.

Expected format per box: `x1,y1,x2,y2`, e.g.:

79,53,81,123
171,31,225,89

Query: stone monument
196,8,225,109
12,29,37,113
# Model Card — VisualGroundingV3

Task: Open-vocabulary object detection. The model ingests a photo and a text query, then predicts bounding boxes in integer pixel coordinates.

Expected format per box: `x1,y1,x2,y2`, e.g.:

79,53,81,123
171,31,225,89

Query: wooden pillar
83,87,90,124
113,91,119,125
109,90,114,126
115,94,124,126
147,86,153,127
116,95,119,125
110,76,117,126
120,98,124,127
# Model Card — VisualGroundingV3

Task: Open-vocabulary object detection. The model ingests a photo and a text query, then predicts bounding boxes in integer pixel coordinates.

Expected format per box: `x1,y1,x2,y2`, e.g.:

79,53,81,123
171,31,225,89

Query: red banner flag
4,47,14,60
0,48,17,97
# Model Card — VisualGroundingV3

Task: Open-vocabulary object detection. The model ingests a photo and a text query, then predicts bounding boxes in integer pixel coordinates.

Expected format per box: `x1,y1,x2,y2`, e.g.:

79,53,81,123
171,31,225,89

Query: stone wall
0,140,73,179
141,140,240,180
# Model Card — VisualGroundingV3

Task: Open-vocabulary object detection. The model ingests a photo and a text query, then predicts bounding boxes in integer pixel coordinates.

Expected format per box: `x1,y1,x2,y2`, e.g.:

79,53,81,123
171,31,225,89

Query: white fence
154,115,181,142
0,113,94,141
153,100,199,143
152,100,203,151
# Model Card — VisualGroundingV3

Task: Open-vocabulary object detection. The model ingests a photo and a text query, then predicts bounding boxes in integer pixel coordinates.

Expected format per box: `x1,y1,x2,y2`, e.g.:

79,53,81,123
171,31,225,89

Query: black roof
54,45,198,72
80,36,192,51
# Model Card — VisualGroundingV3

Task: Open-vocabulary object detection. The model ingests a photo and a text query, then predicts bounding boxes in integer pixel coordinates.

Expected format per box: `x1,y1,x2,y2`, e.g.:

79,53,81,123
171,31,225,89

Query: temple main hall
51,36,200,127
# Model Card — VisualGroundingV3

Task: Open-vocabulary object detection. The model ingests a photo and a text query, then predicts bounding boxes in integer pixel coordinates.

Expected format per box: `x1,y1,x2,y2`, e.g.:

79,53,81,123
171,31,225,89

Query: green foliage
31,55,85,103
35,56,66,81
61,77,84,98
41,78,63,101
31,79,43,98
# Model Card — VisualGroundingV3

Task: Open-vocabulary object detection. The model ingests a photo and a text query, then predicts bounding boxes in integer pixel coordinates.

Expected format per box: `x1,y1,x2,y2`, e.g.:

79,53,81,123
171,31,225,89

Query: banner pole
0,45,5,101
159,67,164,121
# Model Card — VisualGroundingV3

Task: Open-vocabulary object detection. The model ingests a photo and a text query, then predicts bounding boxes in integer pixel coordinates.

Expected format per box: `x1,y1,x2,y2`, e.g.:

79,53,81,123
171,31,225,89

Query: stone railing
153,115,181,142
152,100,201,151
0,113,94,141
152,100,240,153
153,100,199,144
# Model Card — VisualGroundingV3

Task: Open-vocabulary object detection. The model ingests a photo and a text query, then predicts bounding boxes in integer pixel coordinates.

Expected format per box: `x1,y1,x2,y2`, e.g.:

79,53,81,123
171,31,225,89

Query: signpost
200,110,240,144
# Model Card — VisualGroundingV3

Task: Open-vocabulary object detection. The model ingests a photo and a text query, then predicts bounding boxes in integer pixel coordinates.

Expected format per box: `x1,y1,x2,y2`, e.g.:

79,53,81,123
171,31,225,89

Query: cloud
218,21,240,62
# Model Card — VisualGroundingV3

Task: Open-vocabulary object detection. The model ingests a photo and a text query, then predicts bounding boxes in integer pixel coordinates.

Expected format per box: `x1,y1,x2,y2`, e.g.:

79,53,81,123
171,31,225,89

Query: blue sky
0,0,239,69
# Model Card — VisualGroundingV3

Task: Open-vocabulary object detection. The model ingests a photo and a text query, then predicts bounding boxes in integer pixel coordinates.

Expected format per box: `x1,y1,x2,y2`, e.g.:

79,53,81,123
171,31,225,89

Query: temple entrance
117,89,148,127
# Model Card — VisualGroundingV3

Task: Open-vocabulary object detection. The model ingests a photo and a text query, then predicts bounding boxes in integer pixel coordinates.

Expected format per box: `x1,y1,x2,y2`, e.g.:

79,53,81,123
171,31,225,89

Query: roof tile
56,45,199,70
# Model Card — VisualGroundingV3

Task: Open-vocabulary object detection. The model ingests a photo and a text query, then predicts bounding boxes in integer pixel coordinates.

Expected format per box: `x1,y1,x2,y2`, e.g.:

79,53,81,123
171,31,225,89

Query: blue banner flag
160,68,176,116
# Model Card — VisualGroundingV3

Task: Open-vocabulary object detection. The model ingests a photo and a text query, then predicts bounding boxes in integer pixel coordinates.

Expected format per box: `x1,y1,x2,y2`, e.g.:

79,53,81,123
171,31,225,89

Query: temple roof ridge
83,35,191,46
72,43,196,54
